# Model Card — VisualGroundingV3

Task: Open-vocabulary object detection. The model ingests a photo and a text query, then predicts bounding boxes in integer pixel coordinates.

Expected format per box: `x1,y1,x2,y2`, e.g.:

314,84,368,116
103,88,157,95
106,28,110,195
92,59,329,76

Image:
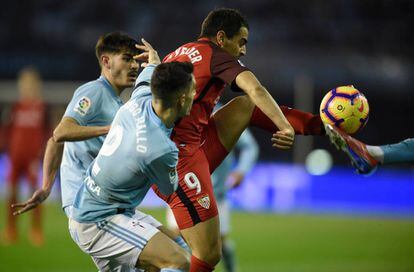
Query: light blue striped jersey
60,76,123,209
72,65,179,223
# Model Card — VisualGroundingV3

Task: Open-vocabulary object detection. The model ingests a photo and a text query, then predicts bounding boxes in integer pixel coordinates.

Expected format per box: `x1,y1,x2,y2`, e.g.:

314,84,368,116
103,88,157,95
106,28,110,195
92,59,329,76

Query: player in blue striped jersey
70,41,196,271
12,32,139,217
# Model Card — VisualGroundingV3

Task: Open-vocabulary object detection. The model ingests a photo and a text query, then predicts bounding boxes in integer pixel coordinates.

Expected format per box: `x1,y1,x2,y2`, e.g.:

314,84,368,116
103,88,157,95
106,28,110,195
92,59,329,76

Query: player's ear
178,92,186,107
101,55,111,69
216,30,226,47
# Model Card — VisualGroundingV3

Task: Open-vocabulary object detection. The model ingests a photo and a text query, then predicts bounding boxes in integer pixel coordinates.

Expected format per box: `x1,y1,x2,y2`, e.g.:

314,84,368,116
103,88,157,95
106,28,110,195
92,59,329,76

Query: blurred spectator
211,127,259,272
2,67,47,246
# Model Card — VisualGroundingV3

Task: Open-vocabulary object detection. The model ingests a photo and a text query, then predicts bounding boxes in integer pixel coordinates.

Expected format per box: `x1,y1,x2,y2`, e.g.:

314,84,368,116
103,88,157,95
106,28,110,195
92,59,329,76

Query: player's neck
101,73,123,96
151,99,177,128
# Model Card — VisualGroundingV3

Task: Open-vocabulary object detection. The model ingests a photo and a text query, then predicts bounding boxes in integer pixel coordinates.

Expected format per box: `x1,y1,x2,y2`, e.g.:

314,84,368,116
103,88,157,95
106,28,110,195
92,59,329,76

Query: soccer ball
320,85,369,134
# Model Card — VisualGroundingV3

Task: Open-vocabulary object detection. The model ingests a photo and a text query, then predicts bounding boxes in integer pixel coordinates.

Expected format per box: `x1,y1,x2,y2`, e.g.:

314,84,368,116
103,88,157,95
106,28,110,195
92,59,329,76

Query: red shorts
153,119,229,229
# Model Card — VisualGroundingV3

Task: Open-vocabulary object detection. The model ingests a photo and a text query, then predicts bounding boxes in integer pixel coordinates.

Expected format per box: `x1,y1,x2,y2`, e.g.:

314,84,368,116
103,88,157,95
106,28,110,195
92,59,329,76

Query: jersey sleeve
144,150,179,196
210,48,249,89
64,85,103,126
234,129,259,174
131,64,157,99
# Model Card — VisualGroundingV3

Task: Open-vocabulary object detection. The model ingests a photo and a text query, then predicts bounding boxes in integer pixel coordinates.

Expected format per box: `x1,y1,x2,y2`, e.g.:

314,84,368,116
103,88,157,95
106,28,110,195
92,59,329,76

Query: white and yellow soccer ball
320,85,369,134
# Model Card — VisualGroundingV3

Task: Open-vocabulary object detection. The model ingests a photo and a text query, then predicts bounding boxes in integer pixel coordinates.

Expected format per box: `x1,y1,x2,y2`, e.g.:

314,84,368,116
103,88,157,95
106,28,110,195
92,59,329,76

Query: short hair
95,32,139,64
151,62,194,105
199,8,249,39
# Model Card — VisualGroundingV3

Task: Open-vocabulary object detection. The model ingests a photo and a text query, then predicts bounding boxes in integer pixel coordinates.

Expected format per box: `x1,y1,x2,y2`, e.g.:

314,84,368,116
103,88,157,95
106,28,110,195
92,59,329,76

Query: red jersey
163,38,249,156
8,100,46,158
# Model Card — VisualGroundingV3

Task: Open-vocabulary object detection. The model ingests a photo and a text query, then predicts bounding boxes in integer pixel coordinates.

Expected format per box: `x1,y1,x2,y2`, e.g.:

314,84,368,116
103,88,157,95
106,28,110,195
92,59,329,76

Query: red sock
190,255,215,272
250,105,324,135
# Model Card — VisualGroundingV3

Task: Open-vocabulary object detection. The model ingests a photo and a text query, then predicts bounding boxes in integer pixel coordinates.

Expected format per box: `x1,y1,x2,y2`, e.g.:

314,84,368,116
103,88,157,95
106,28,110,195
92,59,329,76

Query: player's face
179,75,196,116
107,52,139,90
222,26,249,59
18,71,42,100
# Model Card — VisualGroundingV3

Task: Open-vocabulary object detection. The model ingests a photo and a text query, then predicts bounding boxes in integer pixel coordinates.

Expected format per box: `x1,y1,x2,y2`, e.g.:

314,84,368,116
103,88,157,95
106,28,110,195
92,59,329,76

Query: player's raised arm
235,70,294,149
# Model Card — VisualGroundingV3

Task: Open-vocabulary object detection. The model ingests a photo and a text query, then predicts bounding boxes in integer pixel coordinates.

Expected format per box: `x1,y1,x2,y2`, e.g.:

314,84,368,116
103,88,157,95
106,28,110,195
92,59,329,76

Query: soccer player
70,45,196,271
155,8,324,271
11,32,137,217
325,124,414,174
2,67,47,246
12,32,189,254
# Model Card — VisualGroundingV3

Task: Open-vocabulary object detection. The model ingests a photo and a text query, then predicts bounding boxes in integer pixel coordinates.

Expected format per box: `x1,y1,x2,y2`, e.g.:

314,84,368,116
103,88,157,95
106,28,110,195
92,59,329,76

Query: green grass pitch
1,203,414,271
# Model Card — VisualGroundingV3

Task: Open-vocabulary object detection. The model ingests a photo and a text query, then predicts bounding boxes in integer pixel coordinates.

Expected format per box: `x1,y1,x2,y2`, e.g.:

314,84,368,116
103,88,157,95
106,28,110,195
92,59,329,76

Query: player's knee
194,242,222,266
232,95,255,112
164,248,190,270
208,248,222,266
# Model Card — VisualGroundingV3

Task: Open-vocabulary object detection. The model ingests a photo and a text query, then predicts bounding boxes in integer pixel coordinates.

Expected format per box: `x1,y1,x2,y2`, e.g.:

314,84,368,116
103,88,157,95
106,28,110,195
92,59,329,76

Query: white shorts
133,209,162,229
69,212,159,272
217,199,230,235
165,206,178,230
166,200,231,235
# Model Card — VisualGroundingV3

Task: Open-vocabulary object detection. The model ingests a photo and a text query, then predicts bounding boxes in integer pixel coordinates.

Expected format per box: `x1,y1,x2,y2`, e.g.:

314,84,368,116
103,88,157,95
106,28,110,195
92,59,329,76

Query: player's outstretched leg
250,103,324,136
325,124,378,174
378,138,414,165
213,95,324,152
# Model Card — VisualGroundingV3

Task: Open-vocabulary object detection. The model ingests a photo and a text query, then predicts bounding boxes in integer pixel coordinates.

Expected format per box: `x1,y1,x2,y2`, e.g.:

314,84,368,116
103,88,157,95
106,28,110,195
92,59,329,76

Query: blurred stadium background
1,0,413,271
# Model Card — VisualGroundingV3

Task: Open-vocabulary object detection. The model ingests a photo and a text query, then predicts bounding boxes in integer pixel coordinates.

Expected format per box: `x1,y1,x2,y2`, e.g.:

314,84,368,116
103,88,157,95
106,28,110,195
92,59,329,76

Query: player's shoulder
163,39,214,64
73,78,106,99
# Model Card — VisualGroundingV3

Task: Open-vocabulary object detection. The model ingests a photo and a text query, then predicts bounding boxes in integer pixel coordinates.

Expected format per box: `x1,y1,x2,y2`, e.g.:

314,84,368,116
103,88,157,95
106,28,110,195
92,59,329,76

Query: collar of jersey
198,37,214,44
98,75,123,103
146,99,173,135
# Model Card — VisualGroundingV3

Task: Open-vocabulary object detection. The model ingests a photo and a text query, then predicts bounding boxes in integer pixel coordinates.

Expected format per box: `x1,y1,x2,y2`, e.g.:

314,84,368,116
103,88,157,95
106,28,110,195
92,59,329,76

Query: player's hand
271,127,294,150
134,38,161,67
227,171,245,189
102,125,111,134
11,189,50,215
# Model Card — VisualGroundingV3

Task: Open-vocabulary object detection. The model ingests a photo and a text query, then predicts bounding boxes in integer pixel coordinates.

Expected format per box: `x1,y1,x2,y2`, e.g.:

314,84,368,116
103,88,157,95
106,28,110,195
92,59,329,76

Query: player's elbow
52,127,67,143
247,85,267,99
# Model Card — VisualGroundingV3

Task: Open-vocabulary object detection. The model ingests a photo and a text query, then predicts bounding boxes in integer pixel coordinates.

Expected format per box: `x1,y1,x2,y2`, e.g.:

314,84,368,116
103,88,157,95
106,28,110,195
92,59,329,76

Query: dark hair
95,32,139,64
199,8,249,39
151,62,194,105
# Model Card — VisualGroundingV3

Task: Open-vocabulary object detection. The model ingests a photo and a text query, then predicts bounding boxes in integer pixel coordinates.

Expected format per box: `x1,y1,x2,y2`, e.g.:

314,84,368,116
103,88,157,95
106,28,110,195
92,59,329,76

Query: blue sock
381,138,414,165
174,236,191,252
222,240,236,272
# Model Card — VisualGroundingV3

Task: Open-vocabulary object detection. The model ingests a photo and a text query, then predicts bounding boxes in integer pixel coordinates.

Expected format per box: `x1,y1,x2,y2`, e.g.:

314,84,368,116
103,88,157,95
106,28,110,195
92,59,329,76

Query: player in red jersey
2,67,47,246
153,8,324,271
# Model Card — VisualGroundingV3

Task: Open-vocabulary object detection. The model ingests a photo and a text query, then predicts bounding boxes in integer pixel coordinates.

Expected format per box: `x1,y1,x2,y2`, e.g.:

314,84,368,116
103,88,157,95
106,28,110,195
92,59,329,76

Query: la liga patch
74,96,91,116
